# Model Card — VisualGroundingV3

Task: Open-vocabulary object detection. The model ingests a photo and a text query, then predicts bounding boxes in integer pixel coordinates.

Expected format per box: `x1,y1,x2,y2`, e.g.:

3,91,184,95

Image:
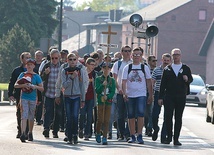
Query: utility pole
58,0,63,51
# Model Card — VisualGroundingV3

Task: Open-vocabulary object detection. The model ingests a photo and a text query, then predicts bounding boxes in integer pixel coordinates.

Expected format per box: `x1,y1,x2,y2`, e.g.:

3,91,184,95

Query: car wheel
206,108,211,122
198,103,205,107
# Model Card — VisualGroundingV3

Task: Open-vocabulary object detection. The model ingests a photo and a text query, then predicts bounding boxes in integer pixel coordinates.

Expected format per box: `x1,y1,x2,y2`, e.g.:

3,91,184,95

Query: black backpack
128,63,145,75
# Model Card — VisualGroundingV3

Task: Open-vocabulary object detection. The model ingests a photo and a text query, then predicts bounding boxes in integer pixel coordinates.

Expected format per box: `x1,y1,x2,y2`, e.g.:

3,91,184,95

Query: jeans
117,94,129,137
64,97,80,141
144,102,153,131
43,97,55,130
79,99,94,136
108,102,118,133
127,96,146,118
152,91,167,138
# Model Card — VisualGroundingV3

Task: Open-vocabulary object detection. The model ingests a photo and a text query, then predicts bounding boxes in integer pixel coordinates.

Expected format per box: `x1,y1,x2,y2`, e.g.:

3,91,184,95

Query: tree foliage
0,0,59,46
75,0,138,12
0,24,34,82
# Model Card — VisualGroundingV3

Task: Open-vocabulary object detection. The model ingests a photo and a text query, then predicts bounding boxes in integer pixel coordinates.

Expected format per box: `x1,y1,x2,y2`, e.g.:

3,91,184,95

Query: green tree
0,0,58,46
0,24,34,82
75,0,138,12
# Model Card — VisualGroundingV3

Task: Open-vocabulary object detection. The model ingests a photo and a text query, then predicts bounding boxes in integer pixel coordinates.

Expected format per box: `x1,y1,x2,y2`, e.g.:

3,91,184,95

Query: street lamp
64,16,81,50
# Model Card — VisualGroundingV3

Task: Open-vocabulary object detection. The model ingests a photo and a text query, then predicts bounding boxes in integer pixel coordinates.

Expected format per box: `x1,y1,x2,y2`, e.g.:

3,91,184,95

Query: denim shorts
126,96,146,118
20,99,36,120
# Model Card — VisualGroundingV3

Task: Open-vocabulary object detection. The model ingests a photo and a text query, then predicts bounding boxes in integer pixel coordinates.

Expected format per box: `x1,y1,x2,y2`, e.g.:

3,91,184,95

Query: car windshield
191,76,205,86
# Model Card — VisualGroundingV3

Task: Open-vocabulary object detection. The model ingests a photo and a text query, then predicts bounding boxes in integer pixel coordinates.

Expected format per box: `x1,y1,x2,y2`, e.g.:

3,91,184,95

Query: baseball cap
26,58,36,65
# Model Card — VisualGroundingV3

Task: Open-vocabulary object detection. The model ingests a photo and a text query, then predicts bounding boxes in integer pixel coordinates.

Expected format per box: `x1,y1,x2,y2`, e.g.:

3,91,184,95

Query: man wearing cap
14,58,44,142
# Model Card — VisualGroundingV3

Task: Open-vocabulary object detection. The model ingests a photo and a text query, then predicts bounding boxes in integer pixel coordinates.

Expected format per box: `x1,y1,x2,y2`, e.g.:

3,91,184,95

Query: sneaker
84,135,89,141
79,130,83,138
28,133,33,141
73,135,78,144
42,129,49,138
64,136,68,142
36,120,43,125
128,135,136,143
107,132,112,139
174,141,182,146
152,128,159,141
102,137,108,145
16,132,21,138
147,131,153,137
52,131,59,138
137,134,144,144
95,134,101,143
118,135,125,141
20,134,26,142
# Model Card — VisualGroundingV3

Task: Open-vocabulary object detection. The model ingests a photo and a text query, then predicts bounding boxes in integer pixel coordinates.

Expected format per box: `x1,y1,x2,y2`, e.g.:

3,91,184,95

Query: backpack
64,66,82,81
128,63,145,75
117,60,122,71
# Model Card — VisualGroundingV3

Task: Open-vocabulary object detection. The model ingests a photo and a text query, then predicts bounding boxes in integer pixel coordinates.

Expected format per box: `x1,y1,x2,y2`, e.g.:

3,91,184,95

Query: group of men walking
8,45,192,146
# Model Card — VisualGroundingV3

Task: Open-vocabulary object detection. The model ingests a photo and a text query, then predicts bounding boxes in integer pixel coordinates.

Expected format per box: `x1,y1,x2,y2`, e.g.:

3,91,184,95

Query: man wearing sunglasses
61,53,88,144
122,47,153,144
144,55,157,137
112,45,132,141
40,49,61,138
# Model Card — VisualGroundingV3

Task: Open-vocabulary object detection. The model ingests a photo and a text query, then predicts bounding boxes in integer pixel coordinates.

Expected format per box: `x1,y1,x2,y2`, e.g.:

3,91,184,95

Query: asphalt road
0,103,213,155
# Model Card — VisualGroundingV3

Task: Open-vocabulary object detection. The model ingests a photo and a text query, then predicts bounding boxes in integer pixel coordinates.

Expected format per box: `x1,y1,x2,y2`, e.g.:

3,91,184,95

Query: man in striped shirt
151,53,171,143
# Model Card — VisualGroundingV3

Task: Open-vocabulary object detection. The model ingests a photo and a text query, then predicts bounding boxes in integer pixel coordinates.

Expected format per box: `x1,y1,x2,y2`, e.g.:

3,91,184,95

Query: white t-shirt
172,63,182,76
111,59,132,93
122,64,151,97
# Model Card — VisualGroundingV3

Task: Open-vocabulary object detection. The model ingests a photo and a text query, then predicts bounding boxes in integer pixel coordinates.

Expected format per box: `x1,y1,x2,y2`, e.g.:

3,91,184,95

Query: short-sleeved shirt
18,72,42,101
122,64,151,97
111,59,132,93
152,65,163,91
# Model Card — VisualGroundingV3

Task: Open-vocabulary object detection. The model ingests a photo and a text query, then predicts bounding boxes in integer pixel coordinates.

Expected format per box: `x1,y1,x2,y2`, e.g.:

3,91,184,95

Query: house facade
120,0,214,80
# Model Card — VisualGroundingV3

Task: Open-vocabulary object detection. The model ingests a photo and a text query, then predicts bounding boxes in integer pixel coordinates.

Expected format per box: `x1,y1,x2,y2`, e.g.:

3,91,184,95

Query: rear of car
186,74,207,107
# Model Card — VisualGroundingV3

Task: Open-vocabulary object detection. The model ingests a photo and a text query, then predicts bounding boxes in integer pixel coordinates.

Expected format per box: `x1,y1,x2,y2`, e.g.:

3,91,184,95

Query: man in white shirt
111,45,132,141
122,47,153,144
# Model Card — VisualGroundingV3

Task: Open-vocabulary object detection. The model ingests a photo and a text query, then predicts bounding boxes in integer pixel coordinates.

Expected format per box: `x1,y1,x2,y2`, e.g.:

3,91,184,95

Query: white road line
185,127,211,148
187,132,197,137
210,149,214,153
182,126,190,131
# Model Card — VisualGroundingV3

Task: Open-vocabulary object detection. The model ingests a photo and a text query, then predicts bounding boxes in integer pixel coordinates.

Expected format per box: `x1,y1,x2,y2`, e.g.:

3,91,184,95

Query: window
198,10,206,21
208,0,214,3
171,15,176,21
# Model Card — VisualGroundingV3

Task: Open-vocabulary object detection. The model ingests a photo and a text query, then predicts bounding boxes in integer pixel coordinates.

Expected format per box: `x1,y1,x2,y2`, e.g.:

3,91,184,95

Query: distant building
199,18,214,84
120,0,214,80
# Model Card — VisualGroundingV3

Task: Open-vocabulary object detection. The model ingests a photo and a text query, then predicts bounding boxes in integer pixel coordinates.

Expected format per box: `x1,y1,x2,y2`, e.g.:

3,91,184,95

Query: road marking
187,132,197,137
210,149,214,153
184,126,213,153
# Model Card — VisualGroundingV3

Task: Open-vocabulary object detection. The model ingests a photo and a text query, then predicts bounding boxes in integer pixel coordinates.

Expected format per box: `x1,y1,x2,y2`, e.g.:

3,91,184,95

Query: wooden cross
100,25,117,100
101,25,117,61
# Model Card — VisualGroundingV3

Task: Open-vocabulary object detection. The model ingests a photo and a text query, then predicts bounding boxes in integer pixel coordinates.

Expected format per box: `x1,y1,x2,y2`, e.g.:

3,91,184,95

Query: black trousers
163,95,186,141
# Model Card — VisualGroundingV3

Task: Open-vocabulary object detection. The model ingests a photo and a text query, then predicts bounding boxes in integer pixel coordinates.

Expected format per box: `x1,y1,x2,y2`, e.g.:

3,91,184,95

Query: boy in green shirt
95,62,116,145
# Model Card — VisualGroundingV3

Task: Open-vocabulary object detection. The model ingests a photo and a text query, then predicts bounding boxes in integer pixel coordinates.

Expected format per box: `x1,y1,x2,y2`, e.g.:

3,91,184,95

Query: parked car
206,85,214,124
186,74,207,107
